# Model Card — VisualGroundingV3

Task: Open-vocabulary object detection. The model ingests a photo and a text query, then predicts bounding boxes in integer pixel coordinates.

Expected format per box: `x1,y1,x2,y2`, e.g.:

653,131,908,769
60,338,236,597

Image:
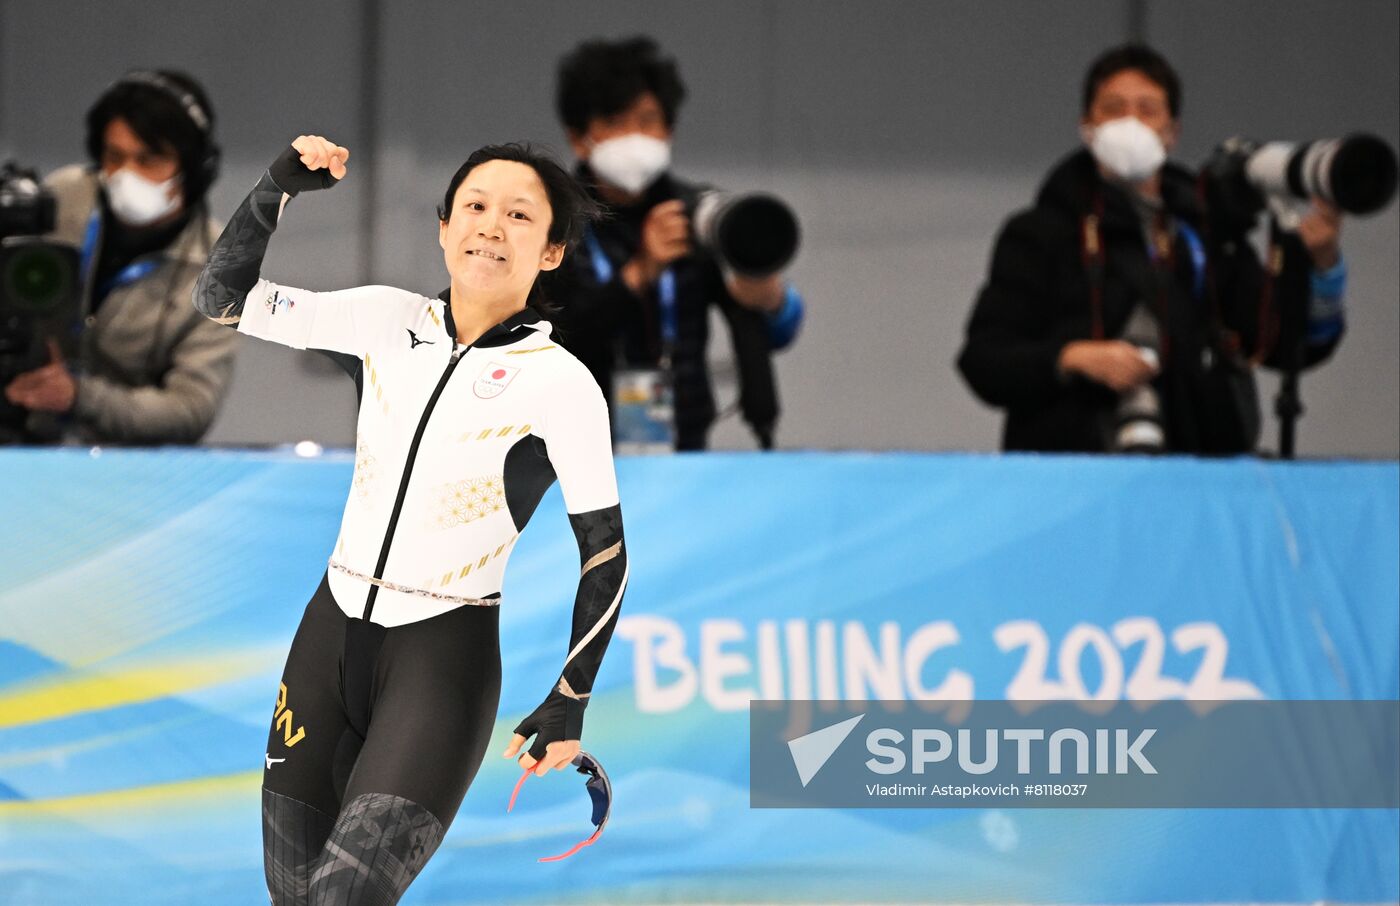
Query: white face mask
101,168,182,226
1084,117,1166,184
588,134,670,195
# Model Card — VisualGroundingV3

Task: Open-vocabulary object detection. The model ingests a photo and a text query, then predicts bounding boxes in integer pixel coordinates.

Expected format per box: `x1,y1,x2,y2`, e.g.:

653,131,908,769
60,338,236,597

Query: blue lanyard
584,228,613,283
79,211,162,300
1176,221,1207,301
1144,217,1207,302
585,227,678,351
657,269,677,349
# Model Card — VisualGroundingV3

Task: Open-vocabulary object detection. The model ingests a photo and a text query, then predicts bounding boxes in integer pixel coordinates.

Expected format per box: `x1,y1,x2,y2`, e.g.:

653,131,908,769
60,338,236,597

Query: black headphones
100,70,222,201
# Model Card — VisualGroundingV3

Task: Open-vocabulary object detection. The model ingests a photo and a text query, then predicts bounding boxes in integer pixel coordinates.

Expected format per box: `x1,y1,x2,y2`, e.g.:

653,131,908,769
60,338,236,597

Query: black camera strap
1079,196,1107,341
1080,191,1175,362
1250,226,1285,366
1191,175,1279,366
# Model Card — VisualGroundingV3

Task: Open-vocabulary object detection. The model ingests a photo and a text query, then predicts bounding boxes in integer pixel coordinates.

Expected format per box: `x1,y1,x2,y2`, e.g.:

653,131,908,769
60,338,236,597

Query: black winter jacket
957,149,1339,454
551,168,780,451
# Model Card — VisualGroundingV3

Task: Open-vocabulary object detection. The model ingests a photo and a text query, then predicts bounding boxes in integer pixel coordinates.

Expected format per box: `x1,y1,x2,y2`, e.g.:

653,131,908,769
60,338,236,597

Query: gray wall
2,0,1396,456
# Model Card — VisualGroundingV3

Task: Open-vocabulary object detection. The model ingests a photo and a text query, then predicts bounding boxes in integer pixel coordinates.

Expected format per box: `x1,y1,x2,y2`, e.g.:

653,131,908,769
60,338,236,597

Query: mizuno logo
265,753,286,769
407,329,436,350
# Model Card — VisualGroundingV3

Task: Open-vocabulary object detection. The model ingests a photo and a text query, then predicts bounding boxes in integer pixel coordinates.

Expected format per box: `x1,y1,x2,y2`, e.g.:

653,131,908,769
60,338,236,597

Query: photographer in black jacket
551,36,805,451
958,45,1346,454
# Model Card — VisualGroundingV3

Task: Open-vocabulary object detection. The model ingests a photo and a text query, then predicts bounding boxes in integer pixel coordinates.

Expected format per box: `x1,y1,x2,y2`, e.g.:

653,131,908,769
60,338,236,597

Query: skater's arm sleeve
193,146,401,356
514,366,627,754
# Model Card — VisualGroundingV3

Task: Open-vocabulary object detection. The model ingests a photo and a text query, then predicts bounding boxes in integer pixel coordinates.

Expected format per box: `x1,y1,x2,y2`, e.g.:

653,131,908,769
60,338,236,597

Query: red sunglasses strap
538,826,604,863
507,766,532,812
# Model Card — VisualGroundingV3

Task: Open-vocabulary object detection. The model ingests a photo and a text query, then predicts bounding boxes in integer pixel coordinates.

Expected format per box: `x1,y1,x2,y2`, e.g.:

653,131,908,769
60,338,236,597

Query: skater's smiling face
437,146,597,317
439,159,564,305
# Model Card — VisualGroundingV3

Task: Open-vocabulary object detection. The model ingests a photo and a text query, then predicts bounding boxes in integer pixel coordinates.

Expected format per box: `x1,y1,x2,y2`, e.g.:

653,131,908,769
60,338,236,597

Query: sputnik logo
787,714,864,787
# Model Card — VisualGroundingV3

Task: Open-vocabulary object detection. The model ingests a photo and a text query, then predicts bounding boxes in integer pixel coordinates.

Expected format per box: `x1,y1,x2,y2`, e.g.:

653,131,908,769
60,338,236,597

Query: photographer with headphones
3,69,236,444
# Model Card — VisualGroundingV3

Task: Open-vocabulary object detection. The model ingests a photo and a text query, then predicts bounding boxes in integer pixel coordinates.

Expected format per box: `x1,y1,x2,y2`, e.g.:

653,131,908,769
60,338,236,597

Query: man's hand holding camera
1297,198,1342,270
1058,340,1160,393
725,271,787,313
621,199,689,294
4,340,76,414
621,198,787,313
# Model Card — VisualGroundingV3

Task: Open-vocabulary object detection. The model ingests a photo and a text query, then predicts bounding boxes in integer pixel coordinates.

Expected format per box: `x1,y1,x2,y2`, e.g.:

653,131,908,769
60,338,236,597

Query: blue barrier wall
1,450,1396,904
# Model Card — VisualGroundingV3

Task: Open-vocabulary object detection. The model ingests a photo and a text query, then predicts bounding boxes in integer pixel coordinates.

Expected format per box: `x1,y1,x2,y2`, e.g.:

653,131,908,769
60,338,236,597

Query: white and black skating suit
193,146,627,905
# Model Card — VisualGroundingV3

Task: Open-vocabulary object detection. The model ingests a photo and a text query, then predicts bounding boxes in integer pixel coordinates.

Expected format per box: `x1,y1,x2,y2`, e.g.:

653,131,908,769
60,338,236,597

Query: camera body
687,189,801,278
1,161,82,438
1,162,81,323
1,163,57,237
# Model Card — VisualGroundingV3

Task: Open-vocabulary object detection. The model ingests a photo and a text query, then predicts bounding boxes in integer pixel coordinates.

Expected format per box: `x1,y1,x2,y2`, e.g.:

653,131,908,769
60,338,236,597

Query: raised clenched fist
292,135,349,179
267,136,350,197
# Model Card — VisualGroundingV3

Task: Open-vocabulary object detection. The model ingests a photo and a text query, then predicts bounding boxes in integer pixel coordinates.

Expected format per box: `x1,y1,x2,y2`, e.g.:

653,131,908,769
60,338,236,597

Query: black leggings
261,574,501,905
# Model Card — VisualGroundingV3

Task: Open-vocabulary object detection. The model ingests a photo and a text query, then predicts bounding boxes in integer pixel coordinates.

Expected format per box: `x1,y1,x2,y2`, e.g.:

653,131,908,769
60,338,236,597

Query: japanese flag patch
473,362,520,399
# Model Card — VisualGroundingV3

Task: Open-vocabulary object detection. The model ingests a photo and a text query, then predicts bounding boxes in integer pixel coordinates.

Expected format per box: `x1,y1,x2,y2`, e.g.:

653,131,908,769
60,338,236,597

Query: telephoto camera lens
1243,133,1398,215
1114,380,1166,453
690,191,801,277
1111,307,1165,454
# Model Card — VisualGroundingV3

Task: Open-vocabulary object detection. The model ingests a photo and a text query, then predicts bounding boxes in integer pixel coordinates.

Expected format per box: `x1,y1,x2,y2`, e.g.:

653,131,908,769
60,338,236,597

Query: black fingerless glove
514,687,587,762
267,144,340,197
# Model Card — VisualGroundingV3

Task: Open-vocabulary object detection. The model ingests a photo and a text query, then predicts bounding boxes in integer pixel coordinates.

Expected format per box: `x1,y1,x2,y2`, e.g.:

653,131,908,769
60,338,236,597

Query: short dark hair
555,35,687,134
437,143,600,314
1082,44,1181,119
85,69,219,206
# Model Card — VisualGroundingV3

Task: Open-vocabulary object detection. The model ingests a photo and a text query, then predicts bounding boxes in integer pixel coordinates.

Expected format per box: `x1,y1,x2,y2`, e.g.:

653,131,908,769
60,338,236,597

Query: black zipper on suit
361,342,467,620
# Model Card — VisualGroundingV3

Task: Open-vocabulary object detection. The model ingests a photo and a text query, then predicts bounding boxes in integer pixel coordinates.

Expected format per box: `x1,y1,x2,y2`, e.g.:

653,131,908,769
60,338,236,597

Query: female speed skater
192,134,627,904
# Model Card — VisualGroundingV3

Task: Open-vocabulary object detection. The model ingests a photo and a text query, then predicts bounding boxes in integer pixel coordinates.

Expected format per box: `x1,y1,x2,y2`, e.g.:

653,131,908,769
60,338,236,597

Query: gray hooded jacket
30,165,238,444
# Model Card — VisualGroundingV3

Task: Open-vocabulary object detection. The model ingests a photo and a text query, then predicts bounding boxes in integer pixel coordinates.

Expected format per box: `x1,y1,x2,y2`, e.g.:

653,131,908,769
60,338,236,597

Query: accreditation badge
613,367,674,455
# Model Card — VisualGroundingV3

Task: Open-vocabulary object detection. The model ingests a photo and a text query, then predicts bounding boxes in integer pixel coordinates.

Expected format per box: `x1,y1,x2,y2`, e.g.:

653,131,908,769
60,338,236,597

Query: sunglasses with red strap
507,750,613,862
